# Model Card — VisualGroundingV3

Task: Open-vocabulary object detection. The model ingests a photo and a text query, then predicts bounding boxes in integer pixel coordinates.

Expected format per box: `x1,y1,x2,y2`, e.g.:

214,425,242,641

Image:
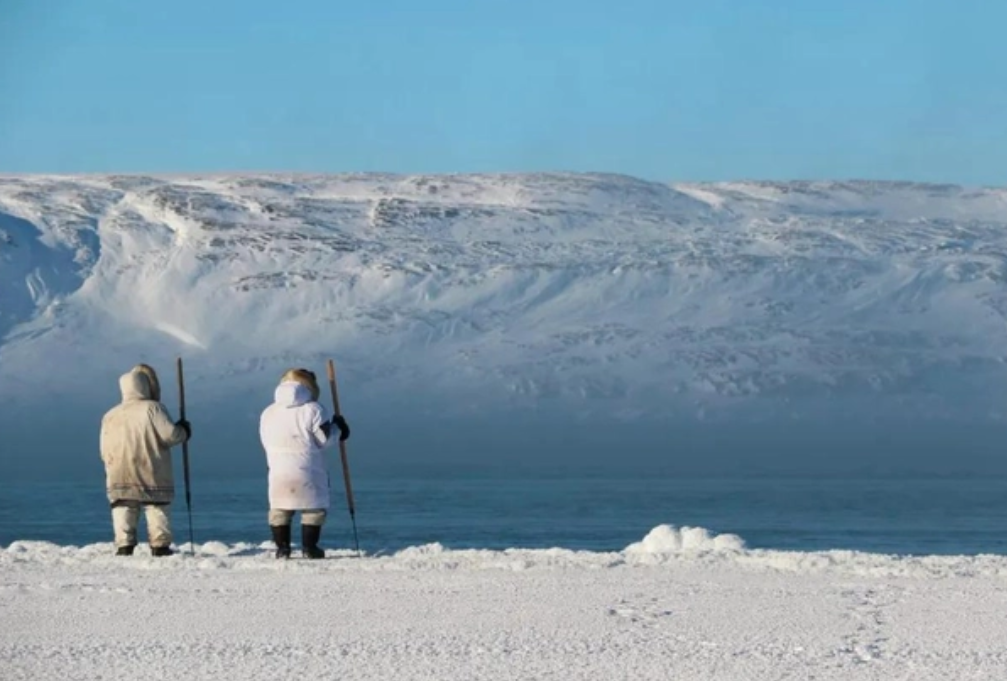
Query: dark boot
302,524,325,559
151,546,174,557
115,545,135,556
271,525,292,559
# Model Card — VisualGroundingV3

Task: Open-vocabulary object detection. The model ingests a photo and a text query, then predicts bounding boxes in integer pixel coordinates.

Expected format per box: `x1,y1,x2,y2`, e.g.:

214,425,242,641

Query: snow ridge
6,522,1007,579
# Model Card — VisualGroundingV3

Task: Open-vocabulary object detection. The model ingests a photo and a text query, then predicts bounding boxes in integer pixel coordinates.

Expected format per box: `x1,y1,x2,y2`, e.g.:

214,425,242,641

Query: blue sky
1,0,1005,183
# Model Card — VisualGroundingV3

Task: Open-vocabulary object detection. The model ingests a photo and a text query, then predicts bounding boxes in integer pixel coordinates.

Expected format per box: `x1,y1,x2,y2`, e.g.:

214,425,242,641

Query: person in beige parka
99,364,192,556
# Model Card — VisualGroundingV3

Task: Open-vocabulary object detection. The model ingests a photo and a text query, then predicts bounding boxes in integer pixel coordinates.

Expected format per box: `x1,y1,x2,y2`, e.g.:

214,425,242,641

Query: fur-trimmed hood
279,368,320,401
273,381,313,408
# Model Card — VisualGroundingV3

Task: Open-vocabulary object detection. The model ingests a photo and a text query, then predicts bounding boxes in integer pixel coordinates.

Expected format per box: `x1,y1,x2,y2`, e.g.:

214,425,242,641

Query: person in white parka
259,368,350,559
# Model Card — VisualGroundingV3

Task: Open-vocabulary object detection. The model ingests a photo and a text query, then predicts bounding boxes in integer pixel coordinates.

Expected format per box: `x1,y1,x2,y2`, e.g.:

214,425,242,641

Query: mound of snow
623,524,746,554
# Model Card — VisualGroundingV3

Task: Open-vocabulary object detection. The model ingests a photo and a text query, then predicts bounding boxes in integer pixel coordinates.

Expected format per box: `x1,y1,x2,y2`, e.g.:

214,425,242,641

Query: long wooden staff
327,359,360,556
176,357,194,555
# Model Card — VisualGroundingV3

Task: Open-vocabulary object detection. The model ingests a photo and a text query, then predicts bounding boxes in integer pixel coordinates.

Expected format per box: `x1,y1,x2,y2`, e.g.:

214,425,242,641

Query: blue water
3,475,1007,555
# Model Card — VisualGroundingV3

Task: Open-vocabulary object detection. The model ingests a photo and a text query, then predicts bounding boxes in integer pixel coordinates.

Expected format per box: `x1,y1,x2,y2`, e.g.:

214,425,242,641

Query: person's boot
271,525,292,559
115,545,135,556
151,546,174,557
302,524,325,559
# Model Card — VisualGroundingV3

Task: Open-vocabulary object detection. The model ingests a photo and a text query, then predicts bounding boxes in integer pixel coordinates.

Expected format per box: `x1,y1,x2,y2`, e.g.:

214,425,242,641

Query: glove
175,419,192,441
332,414,350,442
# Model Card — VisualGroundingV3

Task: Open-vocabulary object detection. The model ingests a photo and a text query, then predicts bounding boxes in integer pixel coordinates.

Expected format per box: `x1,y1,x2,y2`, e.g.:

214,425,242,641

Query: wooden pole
327,359,360,556
176,357,194,555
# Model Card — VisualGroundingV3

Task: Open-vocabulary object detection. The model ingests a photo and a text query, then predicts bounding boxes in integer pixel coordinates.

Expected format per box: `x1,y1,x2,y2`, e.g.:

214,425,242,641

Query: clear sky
1,0,1005,184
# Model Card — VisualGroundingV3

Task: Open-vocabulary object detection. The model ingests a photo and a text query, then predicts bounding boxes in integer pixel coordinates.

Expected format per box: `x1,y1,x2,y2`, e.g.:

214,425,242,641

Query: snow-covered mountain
2,172,1007,435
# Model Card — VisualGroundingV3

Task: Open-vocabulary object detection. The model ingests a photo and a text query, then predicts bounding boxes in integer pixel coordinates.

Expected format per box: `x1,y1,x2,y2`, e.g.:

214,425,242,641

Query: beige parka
100,369,189,504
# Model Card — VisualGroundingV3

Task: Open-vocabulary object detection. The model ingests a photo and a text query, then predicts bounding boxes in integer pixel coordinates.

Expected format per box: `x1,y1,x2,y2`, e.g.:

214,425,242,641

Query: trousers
268,508,327,526
111,501,172,548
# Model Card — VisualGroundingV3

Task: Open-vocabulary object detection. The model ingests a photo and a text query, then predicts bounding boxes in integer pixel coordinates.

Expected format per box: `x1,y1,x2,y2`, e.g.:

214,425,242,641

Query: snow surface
4,524,1007,680
3,172,1007,424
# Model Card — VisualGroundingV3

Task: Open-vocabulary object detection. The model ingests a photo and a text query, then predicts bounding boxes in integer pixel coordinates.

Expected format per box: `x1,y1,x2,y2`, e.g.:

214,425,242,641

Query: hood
279,368,320,401
132,364,161,402
119,371,154,402
274,381,312,408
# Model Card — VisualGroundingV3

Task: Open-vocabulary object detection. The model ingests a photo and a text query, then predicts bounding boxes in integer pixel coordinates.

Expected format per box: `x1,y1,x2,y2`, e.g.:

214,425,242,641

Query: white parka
259,381,335,510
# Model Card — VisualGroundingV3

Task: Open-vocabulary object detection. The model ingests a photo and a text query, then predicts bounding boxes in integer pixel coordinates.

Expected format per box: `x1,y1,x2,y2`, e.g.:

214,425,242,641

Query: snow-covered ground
4,524,1007,680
